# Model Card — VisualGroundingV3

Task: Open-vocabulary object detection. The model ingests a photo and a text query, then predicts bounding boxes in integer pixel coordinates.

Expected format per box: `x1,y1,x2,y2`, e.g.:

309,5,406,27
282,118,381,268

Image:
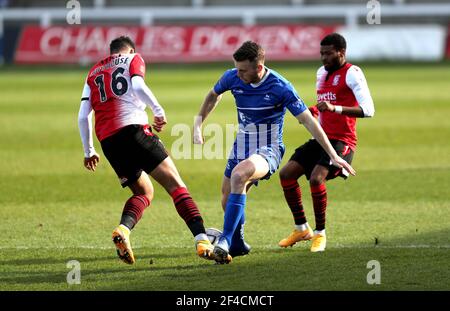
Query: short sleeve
129,54,146,78
213,69,233,95
283,84,307,117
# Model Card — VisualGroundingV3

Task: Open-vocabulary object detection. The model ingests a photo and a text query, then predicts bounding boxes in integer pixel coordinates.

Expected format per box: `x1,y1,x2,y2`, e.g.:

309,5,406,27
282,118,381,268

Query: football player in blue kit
193,41,355,264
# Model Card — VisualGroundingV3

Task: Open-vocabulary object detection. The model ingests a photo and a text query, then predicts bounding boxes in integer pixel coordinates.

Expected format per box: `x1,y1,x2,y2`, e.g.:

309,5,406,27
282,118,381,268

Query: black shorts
289,139,354,181
100,124,169,187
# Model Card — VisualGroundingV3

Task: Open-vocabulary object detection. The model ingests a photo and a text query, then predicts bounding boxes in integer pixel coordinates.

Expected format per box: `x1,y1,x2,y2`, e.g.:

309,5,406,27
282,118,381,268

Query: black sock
120,214,136,230
187,216,206,237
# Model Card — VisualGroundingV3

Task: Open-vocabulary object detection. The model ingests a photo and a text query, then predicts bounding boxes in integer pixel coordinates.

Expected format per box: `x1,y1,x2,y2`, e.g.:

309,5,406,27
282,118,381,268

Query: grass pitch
0,62,449,290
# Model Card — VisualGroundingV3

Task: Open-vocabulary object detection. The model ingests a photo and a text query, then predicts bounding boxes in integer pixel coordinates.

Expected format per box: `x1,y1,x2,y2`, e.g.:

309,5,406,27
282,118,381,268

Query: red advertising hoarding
15,25,338,64
447,25,450,59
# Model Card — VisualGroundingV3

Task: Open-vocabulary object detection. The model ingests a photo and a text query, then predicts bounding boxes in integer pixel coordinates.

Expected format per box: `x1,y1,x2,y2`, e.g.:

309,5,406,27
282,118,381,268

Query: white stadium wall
337,25,447,61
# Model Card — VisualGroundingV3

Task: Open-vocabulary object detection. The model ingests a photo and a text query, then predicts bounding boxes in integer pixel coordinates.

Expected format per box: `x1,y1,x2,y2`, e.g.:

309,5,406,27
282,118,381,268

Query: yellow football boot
278,224,314,248
310,232,327,252
195,239,215,260
112,225,135,264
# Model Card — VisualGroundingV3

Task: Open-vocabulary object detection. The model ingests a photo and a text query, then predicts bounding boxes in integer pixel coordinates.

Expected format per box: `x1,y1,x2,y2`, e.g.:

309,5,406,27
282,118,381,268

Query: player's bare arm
193,89,223,144
296,109,356,176
316,100,365,117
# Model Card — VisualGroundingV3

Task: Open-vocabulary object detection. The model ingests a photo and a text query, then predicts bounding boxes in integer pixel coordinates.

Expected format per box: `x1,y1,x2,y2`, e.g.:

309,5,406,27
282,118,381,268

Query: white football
206,227,222,246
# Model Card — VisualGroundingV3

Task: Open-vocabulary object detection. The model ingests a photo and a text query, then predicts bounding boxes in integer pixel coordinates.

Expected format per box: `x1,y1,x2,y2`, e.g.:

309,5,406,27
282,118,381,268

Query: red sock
280,179,307,225
170,187,205,236
120,195,150,229
310,183,327,231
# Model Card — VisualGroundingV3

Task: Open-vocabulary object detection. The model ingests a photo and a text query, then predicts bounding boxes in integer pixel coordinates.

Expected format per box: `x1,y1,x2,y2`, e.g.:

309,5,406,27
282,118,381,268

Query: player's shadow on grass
0,246,188,267
0,262,209,287
0,255,118,266
0,266,154,286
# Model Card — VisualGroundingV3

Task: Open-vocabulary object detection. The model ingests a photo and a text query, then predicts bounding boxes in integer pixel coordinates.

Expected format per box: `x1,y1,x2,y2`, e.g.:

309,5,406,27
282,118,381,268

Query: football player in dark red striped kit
278,33,375,252
78,36,215,264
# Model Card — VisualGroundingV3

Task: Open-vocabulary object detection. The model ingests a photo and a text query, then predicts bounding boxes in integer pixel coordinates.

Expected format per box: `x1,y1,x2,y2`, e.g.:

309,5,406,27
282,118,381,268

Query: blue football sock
231,213,245,247
221,193,246,246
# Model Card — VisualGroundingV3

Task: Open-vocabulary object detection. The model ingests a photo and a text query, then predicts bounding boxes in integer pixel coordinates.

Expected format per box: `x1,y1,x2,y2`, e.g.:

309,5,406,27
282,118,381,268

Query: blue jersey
214,67,307,162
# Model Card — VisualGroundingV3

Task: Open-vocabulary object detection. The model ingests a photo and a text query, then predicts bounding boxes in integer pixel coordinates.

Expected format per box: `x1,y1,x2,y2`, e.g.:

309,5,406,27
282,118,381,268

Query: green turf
0,62,449,291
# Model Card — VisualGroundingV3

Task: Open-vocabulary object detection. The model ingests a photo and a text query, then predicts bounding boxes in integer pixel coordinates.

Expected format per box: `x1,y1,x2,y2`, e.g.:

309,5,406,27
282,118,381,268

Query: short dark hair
109,36,136,54
233,41,265,63
320,33,346,51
